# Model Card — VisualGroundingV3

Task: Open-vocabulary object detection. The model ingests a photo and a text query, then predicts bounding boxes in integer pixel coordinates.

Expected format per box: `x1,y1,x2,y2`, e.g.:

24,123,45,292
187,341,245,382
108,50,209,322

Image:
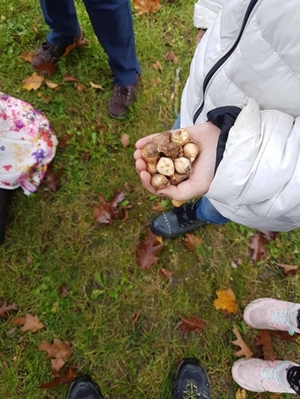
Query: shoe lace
174,201,201,227
260,362,288,386
112,85,131,102
182,382,201,399
271,308,296,335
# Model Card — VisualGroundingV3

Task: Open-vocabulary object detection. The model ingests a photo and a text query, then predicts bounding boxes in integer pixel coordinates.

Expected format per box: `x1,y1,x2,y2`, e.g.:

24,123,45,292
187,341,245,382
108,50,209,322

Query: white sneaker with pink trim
244,298,300,335
232,359,298,393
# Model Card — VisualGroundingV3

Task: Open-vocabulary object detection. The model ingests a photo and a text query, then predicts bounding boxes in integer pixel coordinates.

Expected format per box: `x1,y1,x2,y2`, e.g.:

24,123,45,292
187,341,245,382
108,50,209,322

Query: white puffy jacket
181,0,300,231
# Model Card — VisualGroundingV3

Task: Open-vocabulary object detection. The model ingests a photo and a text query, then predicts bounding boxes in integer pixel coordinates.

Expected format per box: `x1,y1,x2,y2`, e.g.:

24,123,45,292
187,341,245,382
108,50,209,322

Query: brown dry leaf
40,367,78,389
254,330,277,361
136,229,164,270
133,0,161,15
276,263,298,277
43,95,51,104
261,231,278,241
45,80,60,90
93,189,127,225
63,74,78,82
74,83,86,92
231,325,253,359
177,316,205,333
42,163,63,192
249,232,268,262
11,313,45,333
213,288,238,314
184,233,202,252
58,134,73,149
152,200,164,212
151,77,161,87
38,339,72,373
120,134,130,148
269,330,300,346
64,35,89,56
132,311,141,325
20,52,34,62
0,301,18,318
159,268,173,278
22,73,44,91
89,81,104,90
164,51,179,64
153,60,163,72
59,284,70,298
236,388,247,399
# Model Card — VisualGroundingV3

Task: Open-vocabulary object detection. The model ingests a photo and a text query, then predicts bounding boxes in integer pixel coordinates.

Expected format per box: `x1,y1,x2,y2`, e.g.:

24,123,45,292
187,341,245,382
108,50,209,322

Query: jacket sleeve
194,0,224,29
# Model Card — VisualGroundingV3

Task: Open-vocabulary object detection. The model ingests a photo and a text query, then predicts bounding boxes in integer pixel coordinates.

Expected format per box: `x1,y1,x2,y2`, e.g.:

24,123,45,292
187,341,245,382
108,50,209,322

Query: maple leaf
93,189,127,225
22,73,44,91
133,0,161,15
38,339,72,373
136,229,164,270
40,367,78,389
231,325,253,359
41,162,63,192
254,330,277,361
213,288,237,314
184,233,202,252
276,262,298,277
0,301,18,318
20,52,34,62
11,313,45,333
177,316,206,333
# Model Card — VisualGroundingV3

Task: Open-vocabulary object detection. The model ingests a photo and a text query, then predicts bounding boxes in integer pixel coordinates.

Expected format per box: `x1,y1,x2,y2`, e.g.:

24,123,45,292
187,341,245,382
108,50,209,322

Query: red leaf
42,163,63,192
38,339,72,373
136,229,164,270
249,232,268,262
177,316,205,333
59,284,70,298
58,134,73,149
184,233,202,252
254,330,278,361
0,301,18,318
93,190,126,225
40,367,78,389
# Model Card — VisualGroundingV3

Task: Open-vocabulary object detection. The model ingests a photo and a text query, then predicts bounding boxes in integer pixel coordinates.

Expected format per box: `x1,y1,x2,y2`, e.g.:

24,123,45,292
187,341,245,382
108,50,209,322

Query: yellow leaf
45,80,60,90
155,236,163,244
213,288,237,314
133,0,161,15
236,388,247,399
20,52,34,63
89,81,104,90
22,73,44,91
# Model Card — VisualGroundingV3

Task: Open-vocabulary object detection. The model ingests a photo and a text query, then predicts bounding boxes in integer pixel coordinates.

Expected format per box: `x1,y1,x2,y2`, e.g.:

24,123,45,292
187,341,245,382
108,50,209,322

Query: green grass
1,1,300,398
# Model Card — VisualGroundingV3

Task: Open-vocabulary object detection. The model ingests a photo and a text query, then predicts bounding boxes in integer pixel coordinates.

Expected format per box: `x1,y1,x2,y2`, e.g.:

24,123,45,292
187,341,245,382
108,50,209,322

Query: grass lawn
1,1,300,398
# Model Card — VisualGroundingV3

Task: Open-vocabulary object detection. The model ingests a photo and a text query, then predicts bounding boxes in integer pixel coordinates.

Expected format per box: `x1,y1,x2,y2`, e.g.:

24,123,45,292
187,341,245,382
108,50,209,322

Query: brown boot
108,78,139,119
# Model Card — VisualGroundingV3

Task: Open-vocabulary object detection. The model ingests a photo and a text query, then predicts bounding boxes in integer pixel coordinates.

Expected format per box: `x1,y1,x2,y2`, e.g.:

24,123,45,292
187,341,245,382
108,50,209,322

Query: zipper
193,0,260,124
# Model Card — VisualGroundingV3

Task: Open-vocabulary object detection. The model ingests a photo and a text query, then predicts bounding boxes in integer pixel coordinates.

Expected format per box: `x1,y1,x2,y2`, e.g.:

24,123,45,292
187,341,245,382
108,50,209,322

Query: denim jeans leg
196,196,229,225
172,115,181,130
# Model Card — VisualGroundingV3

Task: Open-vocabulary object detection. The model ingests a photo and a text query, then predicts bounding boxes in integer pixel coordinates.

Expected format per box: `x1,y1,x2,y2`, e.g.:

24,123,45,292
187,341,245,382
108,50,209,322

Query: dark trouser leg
0,189,12,244
83,0,140,85
39,0,81,46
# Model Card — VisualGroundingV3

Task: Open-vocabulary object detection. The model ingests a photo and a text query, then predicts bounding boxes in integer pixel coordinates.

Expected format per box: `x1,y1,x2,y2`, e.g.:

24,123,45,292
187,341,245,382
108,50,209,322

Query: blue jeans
172,115,229,225
40,0,140,86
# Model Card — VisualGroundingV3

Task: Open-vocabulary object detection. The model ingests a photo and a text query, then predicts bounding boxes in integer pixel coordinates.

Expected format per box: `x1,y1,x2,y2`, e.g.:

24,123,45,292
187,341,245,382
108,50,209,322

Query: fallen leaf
93,189,127,225
172,199,186,207
153,60,163,72
184,233,202,252
38,339,72,373
45,80,60,90
159,268,173,278
249,232,268,263
42,95,51,104
152,200,164,212
261,231,278,241
95,120,105,131
133,0,161,15
254,330,277,361
177,316,205,333
74,83,86,92
63,74,78,82
41,163,63,192
40,367,78,389
58,134,73,149
89,81,104,90
236,388,247,399
132,311,141,325
22,73,44,91
269,330,300,346
20,52,34,62
136,229,164,270
120,134,130,148
11,313,45,333
64,34,89,56
276,263,298,277
59,284,70,298
231,325,253,359
213,288,237,314
151,78,161,87
0,301,18,318
164,51,178,64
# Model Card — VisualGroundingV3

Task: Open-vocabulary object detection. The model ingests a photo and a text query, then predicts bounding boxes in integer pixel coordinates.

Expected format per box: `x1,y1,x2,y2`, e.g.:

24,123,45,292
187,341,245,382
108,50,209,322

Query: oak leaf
177,316,205,333
38,339,72,373
42,162,63,192
93,189,127,225
0,301,18,318
184,233,202,252
276,263,298,277
231,325,253,359
136,229,164,270
20,52,34,62
133,0,161,15
40,367,78,389
22,73,44,91
213,288,237,314
269,330,300,346
11,313,45,333
254,330,277,361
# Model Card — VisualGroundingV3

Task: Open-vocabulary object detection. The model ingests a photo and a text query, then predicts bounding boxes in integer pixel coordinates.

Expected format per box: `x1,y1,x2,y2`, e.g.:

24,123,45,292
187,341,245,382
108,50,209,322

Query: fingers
135,157,147,174
139,171,157,195
135,133,160,149
158,179,205,201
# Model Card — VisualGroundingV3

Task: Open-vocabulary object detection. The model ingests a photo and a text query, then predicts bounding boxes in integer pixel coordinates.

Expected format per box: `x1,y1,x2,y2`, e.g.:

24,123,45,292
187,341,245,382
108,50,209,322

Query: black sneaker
150,200,208,238
0,189,12,244
173,358,211,399
66,375,103,399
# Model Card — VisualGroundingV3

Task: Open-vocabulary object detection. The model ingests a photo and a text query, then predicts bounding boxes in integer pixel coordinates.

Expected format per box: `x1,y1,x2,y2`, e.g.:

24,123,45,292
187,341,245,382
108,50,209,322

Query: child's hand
134,122,221,201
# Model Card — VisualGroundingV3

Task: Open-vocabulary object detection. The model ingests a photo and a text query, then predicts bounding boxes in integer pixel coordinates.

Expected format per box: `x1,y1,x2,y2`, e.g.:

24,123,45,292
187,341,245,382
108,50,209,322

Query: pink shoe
244,298,300,335
232,358,298,393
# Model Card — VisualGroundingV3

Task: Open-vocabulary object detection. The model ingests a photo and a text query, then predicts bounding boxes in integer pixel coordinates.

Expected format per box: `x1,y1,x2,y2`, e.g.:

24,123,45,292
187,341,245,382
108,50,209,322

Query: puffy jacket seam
254,17,300,84
222,69,246,98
